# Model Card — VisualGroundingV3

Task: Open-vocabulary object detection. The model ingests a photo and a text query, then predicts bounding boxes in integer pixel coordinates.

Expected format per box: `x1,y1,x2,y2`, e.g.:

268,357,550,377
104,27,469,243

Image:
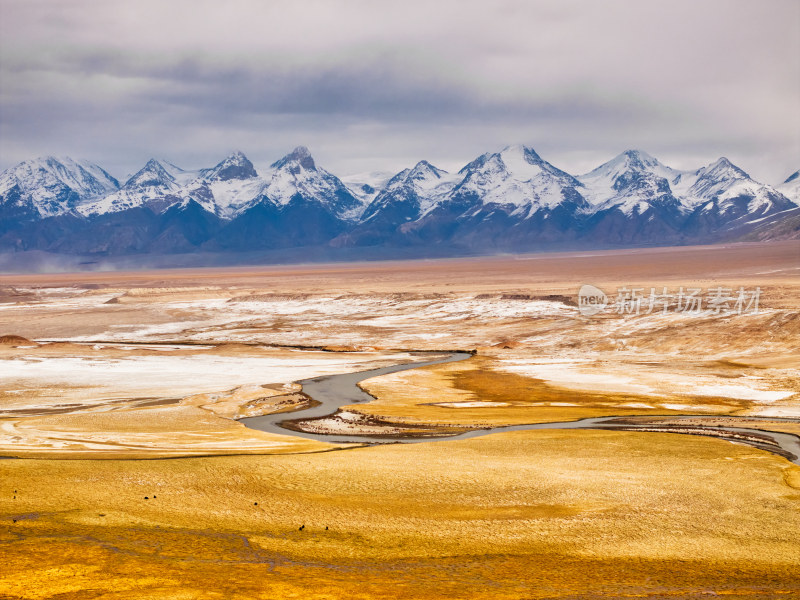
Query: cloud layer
1,0,798,182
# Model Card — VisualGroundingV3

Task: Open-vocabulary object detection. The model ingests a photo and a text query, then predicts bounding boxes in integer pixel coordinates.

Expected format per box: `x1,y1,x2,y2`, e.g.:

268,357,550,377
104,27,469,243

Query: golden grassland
0,243,799,598
2,429,799,599
3,403,340,460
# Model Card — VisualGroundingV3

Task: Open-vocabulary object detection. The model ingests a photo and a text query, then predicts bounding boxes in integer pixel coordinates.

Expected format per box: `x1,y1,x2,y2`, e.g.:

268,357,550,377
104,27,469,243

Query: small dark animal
325,526,328,530
254,502,258,506
299,525,305,531
144,496,149,500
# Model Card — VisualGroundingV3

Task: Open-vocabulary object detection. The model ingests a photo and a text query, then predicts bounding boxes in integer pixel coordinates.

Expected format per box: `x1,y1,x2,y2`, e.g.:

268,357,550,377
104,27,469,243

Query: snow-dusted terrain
0,350,414,412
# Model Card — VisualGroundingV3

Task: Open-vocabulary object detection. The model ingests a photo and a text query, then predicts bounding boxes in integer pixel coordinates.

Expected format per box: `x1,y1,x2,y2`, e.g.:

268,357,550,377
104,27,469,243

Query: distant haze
0,0,798,183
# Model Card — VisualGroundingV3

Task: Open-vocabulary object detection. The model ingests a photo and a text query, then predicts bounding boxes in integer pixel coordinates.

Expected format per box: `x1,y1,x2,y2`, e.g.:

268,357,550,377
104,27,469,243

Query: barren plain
1,241,799,599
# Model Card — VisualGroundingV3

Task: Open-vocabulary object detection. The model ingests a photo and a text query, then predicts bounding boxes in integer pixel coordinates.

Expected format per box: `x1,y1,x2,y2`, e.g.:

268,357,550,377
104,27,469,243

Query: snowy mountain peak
493,145,577,183
618,149,660,169
700,157,750,181
688,158,752,200
407,160,447,181
203,152,258,182
143,157,167,170
356,160,459,226
270,146,316,171
3,147,797,255
776,170,800,206
0,155,120,218
289,145,312,159
682,157,794,218
582,149,665,179
451,145,585,212
399,161,457,192
79,158,195,216
577,149,678,212
499,144,542,162
258,147,360,216
21,156,119,193
460,145,545,177
123,159,176,190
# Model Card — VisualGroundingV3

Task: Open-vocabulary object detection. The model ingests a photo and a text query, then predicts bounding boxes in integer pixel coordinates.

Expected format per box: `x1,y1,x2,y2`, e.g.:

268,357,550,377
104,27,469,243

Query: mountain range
1,145,798,266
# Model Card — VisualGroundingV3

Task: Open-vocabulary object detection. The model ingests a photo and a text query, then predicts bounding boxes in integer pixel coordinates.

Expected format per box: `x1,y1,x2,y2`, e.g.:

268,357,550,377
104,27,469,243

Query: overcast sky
1,0,798,183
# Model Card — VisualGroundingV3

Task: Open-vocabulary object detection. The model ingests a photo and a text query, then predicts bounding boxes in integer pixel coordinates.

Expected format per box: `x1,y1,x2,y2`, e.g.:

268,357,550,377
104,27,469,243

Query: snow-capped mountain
682,158,789,216
334,160,459,246
207,147,364,251
397,145,589,249
574,151,797,243
0,156,119,221
174,147,364,221
200,150,258,182
577,150,687,243
362,161,458,222
578,150,683,213
579,152,791,220
776,170,800,206
176,152,263,219
260,146,363,217
79,158,196,216
452,145,586,214
74,148,366,223
0,145,795,259
673,158,795,236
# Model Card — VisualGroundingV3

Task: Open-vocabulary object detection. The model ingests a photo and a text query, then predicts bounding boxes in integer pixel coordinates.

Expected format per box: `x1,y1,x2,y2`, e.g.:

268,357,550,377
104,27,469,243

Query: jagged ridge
1,145,796,256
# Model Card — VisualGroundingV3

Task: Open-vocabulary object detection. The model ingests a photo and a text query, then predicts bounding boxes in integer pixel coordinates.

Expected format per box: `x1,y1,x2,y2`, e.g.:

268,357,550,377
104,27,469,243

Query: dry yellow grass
0,243,798,598
3,403,339,459
1,429,798,599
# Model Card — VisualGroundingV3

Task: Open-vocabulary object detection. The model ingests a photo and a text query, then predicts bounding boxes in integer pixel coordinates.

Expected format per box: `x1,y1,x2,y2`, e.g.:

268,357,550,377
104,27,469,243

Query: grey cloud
4,47,660,124
0,0,798,183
